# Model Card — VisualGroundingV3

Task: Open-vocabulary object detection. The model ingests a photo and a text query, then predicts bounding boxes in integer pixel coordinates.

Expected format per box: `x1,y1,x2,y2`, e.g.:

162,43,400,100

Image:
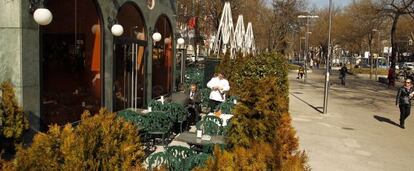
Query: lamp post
177,38,186,84
299,36,305,63
298,15,319,81
323,0,333,114
372,29,381,80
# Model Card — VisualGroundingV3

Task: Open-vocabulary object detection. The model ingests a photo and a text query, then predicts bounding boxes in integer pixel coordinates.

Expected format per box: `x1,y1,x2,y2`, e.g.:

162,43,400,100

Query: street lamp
298,15,319,81
372,29,381,80
177,38,186,84
152,32,162,42
108,17,124,36
29,0,53,25
33,8,53,25
323,0,333,114
299,36,305,63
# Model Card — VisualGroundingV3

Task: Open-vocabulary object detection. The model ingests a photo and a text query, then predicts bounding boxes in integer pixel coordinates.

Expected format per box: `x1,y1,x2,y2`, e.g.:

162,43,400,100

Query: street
289,68,414,171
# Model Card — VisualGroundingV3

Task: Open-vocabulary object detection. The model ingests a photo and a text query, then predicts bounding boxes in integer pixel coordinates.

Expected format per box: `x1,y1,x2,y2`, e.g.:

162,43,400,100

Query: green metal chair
166,146,197,170
116,109,148,131
166,145,197,160
203,115,223,127
183,153,211,171
147,152,170,171
145,111,173,145
148,99,167,111
196,120,221,136
221,117,233,136
166,103,188,133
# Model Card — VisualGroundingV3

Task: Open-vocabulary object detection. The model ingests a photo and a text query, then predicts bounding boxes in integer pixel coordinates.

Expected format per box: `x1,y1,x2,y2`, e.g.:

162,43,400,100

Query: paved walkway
289,68,414,171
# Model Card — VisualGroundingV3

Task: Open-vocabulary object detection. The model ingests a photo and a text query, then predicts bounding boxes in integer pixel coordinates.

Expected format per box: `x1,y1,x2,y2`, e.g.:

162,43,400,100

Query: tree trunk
390,14,400,86
369,36,373,80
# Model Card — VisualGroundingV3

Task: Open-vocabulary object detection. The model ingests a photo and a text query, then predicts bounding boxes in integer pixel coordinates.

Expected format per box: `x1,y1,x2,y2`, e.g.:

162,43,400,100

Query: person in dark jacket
297,66,305,79
396,79,414,129
339,64,348,86
185,83,201,125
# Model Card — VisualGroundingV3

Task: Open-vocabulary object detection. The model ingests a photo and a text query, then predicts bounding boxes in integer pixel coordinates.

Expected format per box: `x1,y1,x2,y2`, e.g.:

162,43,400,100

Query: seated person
185,83,201,125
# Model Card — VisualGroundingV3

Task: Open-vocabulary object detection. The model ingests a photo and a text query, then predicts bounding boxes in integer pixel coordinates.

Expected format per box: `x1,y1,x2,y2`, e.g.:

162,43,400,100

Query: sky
308,0,353,8
264,0,353,9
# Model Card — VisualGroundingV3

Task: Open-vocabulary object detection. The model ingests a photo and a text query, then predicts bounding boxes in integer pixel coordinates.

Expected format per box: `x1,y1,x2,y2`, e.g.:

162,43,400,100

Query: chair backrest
196,120,221,135
166,102,187,122
148,99,166,111
116,109,147,130
145,111,172,132
147,152,170,171
166,146,197,161
203,115,223,127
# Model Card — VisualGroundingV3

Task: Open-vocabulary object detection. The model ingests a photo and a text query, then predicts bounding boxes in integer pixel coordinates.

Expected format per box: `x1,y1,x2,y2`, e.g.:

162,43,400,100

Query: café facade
0,0,178,131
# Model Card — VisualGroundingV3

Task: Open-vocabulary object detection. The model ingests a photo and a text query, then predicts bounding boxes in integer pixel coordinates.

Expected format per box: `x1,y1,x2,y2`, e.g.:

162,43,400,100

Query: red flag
187,17,197,30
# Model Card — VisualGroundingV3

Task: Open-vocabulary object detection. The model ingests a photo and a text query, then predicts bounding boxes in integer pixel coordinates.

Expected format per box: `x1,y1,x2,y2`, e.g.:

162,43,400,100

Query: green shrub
197,53,308,170
185,66,204,89
350,68,388,75
289,64,301,71
10,109,144,170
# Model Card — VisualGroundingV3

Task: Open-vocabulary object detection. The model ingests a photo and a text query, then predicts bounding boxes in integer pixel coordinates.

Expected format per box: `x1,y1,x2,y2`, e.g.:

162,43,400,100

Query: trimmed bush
8,109,145,170
0,81,29,141
197,53,309,170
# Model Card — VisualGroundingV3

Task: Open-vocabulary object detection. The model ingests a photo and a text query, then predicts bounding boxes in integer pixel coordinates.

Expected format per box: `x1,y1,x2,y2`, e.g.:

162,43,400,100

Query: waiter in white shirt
207,73,230,112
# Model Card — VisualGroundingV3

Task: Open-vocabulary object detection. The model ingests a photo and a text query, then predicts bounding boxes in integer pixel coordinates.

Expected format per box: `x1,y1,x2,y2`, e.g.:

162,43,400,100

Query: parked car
354,63,370,68
402,62,414,69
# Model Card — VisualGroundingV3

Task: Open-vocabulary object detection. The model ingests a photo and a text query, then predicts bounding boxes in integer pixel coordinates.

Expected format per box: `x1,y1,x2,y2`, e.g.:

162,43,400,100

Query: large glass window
41,0,102,129
113,3,147,111
152,15,173,98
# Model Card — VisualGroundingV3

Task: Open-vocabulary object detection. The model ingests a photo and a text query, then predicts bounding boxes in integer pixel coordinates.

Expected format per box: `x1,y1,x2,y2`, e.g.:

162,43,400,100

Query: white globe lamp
111,24,124,36
33,8,53,25
177,38,185,45
152,32,162,42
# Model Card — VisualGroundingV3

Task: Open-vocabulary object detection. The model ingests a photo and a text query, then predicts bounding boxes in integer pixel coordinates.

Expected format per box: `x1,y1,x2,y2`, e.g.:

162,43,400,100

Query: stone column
0,0,41,131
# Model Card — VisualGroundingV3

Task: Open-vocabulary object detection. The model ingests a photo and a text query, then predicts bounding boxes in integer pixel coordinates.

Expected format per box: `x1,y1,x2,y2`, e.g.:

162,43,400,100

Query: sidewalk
289,69,414,170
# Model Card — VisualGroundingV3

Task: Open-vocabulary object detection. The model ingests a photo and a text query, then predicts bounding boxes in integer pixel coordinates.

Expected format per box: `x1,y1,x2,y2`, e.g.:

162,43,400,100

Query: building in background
0,0,177,131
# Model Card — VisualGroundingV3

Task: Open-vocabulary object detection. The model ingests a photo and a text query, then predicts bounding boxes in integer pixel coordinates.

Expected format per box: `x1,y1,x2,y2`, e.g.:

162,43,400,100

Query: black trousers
187,105,200,125
340,75,346,85
209,100,222,112
399,104,411,125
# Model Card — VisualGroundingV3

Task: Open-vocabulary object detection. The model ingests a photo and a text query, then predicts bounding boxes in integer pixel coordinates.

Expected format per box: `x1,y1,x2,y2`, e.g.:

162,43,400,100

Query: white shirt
207,77,230,102
189,91,194,100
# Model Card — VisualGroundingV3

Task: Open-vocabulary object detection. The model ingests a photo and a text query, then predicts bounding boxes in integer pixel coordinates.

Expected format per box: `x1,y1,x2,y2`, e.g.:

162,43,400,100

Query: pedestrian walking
297,66,305,79
339,64,348,86
396,78,414,129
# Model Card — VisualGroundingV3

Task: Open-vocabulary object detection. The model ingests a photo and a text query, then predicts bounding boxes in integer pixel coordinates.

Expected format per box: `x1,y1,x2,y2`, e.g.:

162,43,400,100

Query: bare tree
346,0,383,79
271,0,306,54
378,0,414,85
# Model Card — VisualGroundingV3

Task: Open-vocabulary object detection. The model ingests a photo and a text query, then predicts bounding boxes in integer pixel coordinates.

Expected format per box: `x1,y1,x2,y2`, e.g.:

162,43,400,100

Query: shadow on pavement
290,93,323,113
373,115,400,128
